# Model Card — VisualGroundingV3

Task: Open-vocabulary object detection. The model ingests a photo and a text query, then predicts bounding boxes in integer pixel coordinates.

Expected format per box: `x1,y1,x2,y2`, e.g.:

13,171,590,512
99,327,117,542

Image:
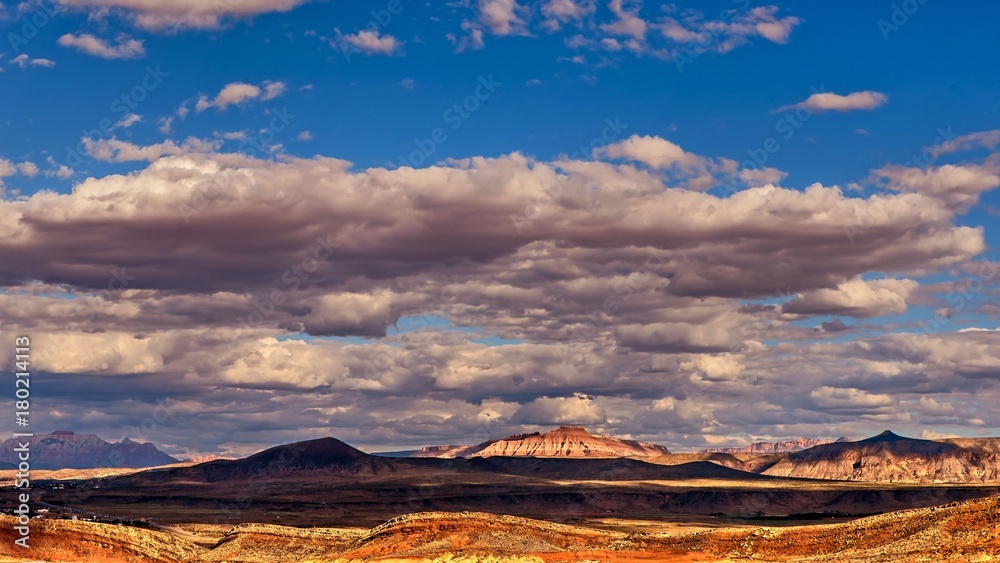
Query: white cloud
512,394,607,425
810,387,895,411
931,130,1000,155
297,131,313,141
449,22,486,52
83,137,219,162
875,163,1000,212
115,113,142,129
45,157,74,179
601,0,647,40
17,162,39,177
262,80,287,100
57,33,146,59
784,278,918,318
479,0,526,36
337,29,402,56
657,5,800,55
9,54,55,68
778,90,888,113
594,134,701,169
541,0,594,30
682,353,744,382
195,80,286,112
54,0,314,31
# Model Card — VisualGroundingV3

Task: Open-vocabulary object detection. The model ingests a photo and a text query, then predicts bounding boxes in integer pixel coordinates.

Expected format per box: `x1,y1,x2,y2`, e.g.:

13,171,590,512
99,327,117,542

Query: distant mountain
0,431,178,469
400,426,671,459
701,436,852,455
762,430,1000,483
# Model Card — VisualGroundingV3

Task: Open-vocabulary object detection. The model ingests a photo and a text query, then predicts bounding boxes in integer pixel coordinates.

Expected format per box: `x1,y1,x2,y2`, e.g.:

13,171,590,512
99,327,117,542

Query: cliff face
703,437,851,455
427,426,672,458
0,431,178,469
762,431,1000,483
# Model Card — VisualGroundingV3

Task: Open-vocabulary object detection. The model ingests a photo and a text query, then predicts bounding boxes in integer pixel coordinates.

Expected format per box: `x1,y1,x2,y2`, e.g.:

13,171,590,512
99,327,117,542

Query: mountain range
0,431,179,469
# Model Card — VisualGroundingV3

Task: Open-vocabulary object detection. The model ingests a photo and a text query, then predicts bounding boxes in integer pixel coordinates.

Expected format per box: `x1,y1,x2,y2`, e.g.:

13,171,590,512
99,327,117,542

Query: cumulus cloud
55,0,313,30
1,138,997,453
784,278,919,318
512,394,607,425
541,0,594,30
57,33,146,59
810,386,895,413
601,0,647,40
479,0,527,36
875,163,1000,212
195,80,286,111
594,134,702,169
336,29,403,56
777,90,888,113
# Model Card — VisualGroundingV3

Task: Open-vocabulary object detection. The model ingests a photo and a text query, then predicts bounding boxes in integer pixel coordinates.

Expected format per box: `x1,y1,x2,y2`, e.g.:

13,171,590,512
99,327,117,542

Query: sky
1,0,999,458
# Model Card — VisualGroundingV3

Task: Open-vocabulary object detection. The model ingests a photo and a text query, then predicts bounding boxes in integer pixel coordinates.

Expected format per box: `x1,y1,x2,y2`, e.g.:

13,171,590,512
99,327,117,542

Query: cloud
541,0,594,30
448,22,486,52
932,130,1000,155
9,54,55,68
875,163,1000,212
479,0,527,36
810,386,895,412
783,278,918,318
594,134,701,169
1,138,997,453
57,33,145,59
337,29,402,56
512,394,607,425
657,5,800,55
297,131,313,141
778,90,888,113
82,137,219,162
0,158,40,183
115,113,142,129
54,0,314,31
195,80,286,111
601,0,647,40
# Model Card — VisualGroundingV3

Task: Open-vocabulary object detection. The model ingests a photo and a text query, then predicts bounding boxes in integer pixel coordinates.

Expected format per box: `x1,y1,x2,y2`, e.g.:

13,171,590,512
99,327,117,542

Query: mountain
702,436,851,455
183,437,392,481
402,426,671,458
0,431,178,469
762,430,1000,483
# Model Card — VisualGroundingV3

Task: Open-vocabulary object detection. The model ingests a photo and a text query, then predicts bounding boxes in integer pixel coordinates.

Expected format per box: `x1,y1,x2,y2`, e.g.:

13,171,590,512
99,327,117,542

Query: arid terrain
4,430,1000,561
0,495,998,562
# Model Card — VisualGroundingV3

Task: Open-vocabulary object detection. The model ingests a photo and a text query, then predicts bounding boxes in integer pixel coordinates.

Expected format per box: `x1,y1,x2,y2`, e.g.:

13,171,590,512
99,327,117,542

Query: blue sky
1,0,999,455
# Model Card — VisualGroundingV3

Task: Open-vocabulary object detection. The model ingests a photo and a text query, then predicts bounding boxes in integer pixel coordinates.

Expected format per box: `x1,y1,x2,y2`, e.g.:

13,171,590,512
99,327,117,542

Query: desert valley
1,427,999,562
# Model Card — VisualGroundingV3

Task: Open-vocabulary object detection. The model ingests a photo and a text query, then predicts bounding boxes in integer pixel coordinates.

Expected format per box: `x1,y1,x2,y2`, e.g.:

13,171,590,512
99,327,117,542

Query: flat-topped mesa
463,426,671,458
